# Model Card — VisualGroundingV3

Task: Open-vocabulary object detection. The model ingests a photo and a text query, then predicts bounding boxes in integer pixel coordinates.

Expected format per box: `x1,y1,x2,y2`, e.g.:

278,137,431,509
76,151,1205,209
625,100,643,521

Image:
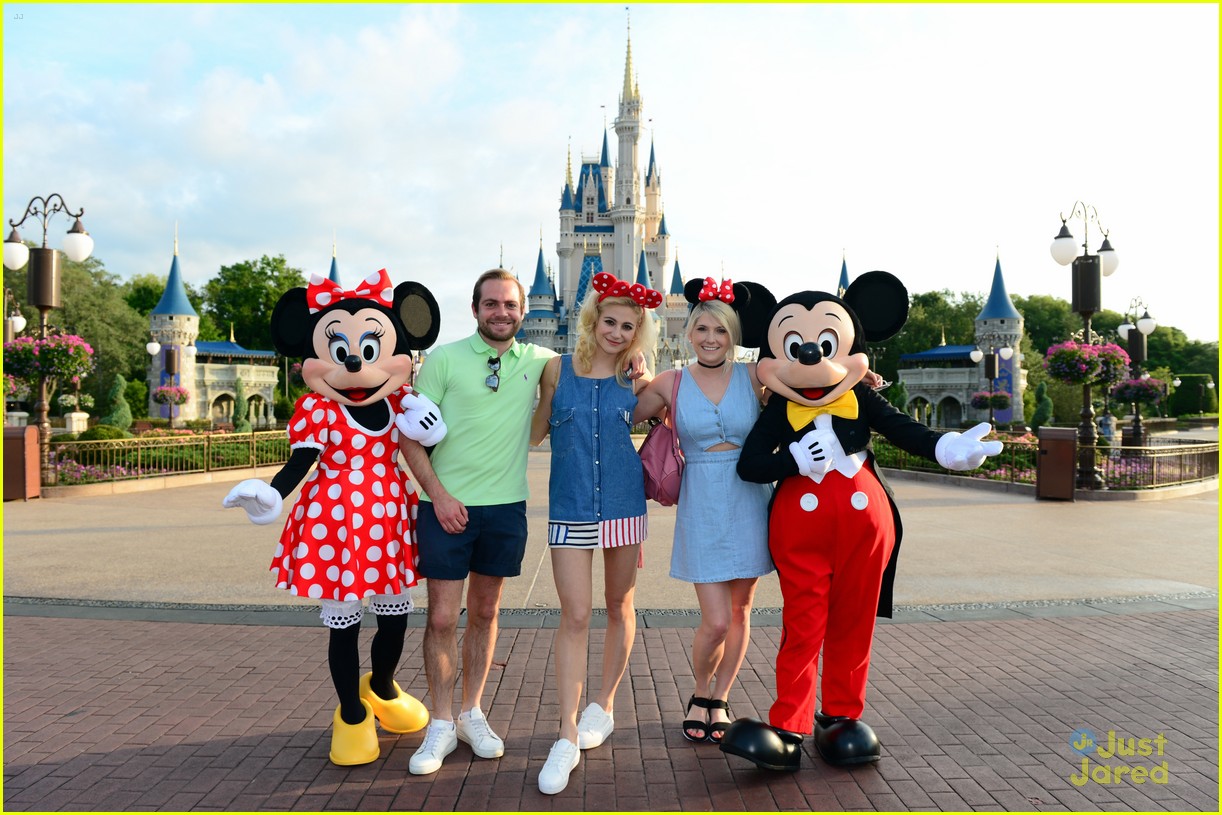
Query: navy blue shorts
416,501,529,580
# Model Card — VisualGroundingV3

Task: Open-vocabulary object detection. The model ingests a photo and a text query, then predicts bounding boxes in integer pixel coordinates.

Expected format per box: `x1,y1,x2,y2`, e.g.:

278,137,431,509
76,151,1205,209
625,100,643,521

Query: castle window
586,213,593,223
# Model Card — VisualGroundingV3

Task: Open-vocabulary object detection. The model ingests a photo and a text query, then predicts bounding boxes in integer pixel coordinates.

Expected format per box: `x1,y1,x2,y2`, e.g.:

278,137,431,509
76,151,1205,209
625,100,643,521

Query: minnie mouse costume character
223,268,447,766
719,271,1002,770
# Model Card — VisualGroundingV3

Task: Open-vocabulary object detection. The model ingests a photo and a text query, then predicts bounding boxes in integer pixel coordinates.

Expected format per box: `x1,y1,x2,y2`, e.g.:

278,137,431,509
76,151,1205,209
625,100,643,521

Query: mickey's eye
359,332,382,363
783,331,804,361
817,329,839,359
327,334,351,365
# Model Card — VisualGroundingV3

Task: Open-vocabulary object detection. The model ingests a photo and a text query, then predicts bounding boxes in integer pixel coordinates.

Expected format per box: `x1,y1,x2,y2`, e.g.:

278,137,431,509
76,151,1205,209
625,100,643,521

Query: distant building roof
195,340,277,360
899,344,978,363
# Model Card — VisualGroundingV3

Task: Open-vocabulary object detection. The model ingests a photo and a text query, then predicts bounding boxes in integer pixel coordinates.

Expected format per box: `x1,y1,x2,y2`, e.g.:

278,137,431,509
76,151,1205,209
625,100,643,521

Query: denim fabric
547,355,647,523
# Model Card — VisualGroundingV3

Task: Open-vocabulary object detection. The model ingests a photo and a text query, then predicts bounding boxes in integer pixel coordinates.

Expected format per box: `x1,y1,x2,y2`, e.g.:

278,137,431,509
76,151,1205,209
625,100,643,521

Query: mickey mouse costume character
719,271,1002,770
223,269,447,766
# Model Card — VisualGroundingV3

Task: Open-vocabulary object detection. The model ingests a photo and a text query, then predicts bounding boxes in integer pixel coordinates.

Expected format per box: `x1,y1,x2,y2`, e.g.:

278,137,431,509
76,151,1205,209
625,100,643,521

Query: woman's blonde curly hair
573,289,658,384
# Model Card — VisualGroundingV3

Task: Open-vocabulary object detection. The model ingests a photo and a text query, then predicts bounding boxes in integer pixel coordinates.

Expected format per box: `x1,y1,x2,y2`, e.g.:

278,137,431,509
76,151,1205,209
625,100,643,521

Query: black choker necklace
696,359,727,369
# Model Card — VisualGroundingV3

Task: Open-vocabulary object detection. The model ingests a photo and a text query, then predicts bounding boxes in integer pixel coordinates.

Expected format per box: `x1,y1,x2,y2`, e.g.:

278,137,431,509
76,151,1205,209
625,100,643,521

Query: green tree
98,373,133,430
233,378,252,432
203,255,304,351
1011,294,1080,355
124,377,149,419
877,289,983,380
885,379,909,413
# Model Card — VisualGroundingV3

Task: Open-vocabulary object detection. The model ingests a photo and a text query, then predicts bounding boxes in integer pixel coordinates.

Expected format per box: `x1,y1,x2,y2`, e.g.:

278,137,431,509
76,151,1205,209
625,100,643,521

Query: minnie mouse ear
843,271,908,343
683,277,706,306
731,282,776,349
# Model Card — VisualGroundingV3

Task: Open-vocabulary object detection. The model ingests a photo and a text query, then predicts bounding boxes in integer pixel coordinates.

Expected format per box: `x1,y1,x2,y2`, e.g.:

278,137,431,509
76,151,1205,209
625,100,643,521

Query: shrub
99,374,133,430
233,379,252,433
77,424,132,441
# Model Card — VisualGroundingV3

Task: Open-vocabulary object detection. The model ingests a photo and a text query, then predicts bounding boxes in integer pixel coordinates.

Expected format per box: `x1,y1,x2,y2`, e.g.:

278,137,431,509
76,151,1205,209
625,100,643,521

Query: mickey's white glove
789,414,837,481
396,392,447,447
935,422,1004,471
222,478,284,525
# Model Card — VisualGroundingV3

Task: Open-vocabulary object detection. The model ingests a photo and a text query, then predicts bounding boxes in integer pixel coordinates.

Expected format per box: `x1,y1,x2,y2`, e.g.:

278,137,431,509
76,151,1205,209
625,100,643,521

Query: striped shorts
547,513,648,550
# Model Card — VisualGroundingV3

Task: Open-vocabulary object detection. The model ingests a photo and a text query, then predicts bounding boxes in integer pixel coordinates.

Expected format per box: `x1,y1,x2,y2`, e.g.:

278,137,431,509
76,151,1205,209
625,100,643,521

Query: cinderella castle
516,32,690,371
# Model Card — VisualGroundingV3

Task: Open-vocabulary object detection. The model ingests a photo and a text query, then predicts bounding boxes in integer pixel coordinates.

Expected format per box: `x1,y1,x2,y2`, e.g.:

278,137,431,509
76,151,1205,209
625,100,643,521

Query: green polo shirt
413,333,556,506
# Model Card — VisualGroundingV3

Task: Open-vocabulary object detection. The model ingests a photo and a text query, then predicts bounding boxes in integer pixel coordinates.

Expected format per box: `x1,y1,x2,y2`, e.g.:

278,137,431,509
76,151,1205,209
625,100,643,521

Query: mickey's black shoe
718,718,803,771
813,713,881,765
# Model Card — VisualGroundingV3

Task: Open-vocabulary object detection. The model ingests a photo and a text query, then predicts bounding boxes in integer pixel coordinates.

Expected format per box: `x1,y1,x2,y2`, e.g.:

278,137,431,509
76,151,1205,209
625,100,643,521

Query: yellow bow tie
787,390,859,430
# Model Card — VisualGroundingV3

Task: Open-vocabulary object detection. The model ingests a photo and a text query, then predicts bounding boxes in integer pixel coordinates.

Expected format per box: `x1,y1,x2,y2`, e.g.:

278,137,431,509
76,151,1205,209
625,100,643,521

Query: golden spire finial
333,230,338,258
229,322,235,343
566,138,573,189
174,222,179,256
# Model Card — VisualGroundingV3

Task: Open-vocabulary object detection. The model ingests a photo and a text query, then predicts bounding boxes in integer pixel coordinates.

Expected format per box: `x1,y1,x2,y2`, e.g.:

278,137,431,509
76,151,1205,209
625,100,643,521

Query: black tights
328,612,409,725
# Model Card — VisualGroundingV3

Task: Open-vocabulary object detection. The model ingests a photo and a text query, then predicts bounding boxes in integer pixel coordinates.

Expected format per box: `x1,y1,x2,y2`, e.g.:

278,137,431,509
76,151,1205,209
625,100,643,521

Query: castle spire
622,12,636,103
152,229,197,317
328,234,341,285
977,255,1022,321
837,253,850,299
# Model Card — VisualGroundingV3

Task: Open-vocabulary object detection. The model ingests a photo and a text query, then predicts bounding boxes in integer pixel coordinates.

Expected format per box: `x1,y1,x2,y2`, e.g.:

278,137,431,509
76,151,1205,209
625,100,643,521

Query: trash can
1036,427,1076,501
4,425,41,501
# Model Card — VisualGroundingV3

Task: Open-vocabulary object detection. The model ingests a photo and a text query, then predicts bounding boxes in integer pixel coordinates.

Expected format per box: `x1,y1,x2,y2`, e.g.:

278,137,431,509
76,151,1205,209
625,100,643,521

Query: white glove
935,422,1004,471
790,415,837,482
222,478,284,525
395,392,447,447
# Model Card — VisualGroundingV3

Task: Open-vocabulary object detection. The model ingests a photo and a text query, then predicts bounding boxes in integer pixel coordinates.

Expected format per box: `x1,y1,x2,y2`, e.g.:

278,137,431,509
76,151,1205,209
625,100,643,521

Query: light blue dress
669,363,774,583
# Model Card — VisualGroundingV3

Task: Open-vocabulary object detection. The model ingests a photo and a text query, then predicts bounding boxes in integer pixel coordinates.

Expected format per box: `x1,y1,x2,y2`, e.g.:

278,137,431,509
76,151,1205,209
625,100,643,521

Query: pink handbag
640,370,685,506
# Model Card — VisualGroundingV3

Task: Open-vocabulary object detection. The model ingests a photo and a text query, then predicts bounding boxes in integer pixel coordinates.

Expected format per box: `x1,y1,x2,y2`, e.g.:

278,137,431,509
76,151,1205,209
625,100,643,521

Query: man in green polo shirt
401,268,556,774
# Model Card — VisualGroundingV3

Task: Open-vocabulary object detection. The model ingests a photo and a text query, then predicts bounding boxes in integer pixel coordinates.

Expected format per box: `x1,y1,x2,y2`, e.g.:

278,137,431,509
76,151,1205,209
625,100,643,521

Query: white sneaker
456,707,505,759
408,720,457,775
576,702,614,750
538,738,580,795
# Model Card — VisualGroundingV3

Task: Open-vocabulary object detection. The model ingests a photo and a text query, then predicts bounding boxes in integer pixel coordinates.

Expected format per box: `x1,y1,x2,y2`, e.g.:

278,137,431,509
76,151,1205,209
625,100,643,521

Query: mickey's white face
301,306,412,406
756,299,869,407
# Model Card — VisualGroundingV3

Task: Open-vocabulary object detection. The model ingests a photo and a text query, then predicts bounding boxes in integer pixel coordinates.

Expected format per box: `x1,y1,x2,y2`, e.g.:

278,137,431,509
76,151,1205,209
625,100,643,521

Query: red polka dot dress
270,387,419,601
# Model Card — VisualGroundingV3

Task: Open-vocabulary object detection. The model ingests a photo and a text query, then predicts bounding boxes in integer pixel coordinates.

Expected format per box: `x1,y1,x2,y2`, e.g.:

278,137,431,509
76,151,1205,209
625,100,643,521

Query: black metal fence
870,433,1218,491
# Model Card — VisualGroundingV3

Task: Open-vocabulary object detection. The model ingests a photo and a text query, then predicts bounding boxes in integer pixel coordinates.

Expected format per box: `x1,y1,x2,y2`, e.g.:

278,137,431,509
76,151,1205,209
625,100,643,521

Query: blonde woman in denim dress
529,273,661,794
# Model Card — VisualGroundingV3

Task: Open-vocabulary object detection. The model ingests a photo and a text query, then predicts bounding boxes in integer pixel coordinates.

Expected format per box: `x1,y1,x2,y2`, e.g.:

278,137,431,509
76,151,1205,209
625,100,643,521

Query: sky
3,3,1218,347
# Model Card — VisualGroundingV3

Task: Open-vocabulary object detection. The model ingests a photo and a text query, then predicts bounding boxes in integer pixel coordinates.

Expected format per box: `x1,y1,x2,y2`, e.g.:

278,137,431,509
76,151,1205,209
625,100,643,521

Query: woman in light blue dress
634,284,774,744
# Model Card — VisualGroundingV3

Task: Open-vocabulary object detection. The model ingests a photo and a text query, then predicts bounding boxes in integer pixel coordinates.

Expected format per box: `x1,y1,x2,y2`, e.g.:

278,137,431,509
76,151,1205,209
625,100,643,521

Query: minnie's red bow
306,269,395,314
591,271,663,309
698,277,735,304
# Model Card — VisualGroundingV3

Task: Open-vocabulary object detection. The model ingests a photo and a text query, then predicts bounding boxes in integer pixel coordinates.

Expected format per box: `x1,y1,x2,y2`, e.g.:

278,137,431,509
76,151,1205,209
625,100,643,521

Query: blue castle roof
658,213,669,237
636,250,650,289
528,246,553,297
600,131,610,168
669,260,684,295
328,256,341,285
977,257,1022,321
645,141,658,186
560,182,574,211
899,344,977,363
837,258,850,297
151,254,197,317
195,340,276,359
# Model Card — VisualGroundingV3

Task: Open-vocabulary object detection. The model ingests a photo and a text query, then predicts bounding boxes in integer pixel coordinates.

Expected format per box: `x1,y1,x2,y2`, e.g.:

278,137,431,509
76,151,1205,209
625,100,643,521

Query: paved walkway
2,454,1218,811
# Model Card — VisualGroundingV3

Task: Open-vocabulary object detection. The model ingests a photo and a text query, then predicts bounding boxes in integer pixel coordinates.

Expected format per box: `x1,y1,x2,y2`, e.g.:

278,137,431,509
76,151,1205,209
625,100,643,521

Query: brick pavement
4,607,1217,812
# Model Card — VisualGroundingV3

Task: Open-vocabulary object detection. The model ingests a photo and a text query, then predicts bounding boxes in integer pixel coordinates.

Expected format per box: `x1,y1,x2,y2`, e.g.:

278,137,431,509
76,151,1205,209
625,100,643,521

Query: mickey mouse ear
843,271,908,342
732,282,777,349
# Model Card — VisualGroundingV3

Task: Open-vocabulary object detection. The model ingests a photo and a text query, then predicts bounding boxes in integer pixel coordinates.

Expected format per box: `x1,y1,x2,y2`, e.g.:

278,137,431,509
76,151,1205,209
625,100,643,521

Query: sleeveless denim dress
547,355,648,549
670,363,774,582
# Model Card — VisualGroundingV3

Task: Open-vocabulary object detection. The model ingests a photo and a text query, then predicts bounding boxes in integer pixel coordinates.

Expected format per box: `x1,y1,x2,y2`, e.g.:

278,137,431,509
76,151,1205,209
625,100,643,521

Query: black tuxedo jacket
737,384,945,617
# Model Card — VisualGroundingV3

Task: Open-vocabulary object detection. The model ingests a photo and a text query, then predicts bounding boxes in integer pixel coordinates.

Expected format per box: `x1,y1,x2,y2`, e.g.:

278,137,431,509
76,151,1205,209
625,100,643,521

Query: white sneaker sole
408,741,456,775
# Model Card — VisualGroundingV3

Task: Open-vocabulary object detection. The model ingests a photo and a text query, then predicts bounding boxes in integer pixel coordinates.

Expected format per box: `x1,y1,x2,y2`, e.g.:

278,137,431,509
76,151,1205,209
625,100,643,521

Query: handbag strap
668,370,682,451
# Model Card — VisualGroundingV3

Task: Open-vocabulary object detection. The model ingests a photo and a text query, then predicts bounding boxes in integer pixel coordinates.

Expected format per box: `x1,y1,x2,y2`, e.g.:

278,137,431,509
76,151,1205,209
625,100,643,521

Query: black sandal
706,699,731,743
682,695,712,742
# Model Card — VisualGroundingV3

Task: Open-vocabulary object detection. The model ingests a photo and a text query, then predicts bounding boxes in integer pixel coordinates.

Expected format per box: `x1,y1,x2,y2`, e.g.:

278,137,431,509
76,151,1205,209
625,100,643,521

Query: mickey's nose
344,355,363,373
798,342,823,365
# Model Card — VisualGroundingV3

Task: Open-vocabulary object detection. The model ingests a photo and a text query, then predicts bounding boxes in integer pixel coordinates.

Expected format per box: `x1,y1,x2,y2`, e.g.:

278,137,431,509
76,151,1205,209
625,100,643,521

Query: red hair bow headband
306,268,395,314
698,277,735,304
591,271,663,309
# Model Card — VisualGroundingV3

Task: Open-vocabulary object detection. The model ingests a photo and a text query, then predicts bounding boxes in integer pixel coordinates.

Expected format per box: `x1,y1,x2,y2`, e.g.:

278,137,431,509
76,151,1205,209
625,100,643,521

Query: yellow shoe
329,699,379,766
359,672,429,734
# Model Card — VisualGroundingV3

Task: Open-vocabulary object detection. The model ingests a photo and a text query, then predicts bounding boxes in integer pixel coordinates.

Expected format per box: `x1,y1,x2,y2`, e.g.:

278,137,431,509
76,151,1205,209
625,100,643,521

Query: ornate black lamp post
3,194,95,485
1117,298,1156,447
1050,201,1119,489
970,333,1014,428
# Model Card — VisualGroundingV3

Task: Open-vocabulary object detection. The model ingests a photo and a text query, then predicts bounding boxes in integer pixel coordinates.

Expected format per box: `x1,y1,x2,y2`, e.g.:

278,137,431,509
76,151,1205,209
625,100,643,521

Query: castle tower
837,255,850,298
657,257,689,370
148,232,200,422
611,25,643,283
974,255,1026,424
524,241,559,349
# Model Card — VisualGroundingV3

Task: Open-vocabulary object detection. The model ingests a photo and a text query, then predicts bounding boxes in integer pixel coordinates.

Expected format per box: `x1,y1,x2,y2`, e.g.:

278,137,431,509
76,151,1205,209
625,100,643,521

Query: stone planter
65,411,90,433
